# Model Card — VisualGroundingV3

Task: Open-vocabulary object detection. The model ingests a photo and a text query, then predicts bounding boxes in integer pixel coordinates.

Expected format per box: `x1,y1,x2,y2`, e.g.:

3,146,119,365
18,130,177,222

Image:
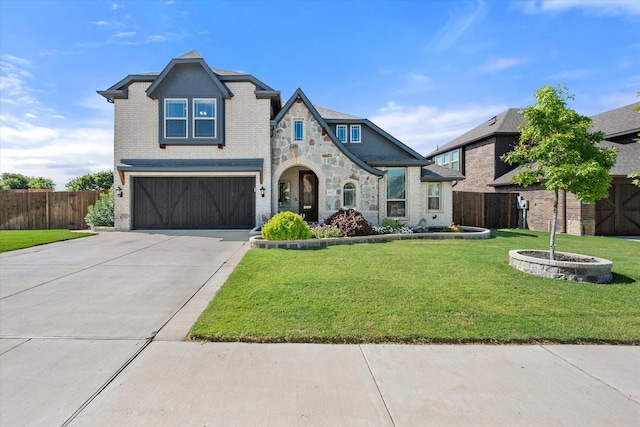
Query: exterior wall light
116,186,123,197
259,186,266,197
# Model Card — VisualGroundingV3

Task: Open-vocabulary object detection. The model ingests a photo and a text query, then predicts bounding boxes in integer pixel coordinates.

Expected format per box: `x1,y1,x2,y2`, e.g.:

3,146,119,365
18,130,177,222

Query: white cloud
479,57,528,72
113,31,136,38
428,1,486,52
91,20,110,26
0,119,113,189
516,0,640,16
549,68,596,79
370,101,508,155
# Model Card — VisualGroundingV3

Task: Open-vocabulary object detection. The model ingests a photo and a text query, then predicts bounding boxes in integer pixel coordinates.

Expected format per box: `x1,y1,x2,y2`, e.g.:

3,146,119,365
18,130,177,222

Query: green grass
190,230,640,344
0,229,95,252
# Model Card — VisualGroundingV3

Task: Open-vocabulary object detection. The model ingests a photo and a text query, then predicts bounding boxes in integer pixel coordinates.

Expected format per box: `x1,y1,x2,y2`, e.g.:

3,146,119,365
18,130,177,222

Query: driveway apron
0,230,248,426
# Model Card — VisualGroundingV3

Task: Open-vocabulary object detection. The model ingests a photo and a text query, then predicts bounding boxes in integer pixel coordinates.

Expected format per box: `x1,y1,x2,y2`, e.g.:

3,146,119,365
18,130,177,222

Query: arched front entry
274,163,322,223
299,170,318,222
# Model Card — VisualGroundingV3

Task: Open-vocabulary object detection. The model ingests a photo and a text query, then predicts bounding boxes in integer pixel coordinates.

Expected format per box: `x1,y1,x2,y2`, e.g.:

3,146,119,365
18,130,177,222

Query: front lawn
0,229,95,252
190,230,640,344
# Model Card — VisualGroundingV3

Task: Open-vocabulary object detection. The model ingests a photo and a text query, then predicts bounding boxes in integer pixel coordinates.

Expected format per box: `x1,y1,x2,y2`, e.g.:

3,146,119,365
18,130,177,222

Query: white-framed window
343,182,356,208
165,99,187,138
294,119,304,141
386,168,406,217
336,125,347,143
427,182,441,211
350,125,361,143
193,99,216,138
434,149,460,171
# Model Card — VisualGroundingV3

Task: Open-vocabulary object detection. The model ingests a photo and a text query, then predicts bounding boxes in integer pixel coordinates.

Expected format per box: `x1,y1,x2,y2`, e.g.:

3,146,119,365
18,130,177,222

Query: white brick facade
113,81,272,230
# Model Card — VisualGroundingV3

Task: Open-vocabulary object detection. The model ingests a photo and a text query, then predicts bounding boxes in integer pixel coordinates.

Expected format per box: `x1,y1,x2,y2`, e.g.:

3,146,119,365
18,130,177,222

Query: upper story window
427,182,441,211
294,119,304,141
343,183,356,208
165,99,187,138
193,99,216,138
336,125,348,143
435,149,459,171
386,168,406,217
350,125,361,143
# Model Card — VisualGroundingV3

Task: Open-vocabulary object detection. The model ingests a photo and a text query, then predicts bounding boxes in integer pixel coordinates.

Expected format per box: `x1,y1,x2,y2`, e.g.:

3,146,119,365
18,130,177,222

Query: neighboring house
427,103,640,236
99,51,462,231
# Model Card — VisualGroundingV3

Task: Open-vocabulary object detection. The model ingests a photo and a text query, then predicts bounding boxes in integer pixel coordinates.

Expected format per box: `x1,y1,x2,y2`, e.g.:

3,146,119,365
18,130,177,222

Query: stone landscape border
509,250,613,284
249,226,490,249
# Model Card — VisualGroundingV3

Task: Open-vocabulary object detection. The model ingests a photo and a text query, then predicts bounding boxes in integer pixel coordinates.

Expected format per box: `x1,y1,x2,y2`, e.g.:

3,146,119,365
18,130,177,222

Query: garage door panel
134,177,255,229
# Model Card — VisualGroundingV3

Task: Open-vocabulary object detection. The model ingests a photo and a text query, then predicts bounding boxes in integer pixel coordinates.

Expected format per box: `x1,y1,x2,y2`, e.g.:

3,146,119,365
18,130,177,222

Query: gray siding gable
146,56,233,99
324,118,427,167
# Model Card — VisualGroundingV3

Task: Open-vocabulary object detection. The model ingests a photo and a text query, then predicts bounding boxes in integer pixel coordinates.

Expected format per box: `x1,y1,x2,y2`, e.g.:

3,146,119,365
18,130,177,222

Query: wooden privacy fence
0,190,104,230
453,191,520,229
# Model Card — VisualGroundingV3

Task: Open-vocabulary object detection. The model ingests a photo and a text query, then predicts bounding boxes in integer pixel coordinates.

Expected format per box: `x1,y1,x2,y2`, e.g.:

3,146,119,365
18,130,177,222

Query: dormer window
165,99,187,138
350,125,361,143
194,99,216,138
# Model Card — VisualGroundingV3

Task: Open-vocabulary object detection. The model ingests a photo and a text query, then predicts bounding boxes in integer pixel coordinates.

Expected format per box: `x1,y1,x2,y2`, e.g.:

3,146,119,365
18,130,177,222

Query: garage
596,183,640,236
133,177,255,229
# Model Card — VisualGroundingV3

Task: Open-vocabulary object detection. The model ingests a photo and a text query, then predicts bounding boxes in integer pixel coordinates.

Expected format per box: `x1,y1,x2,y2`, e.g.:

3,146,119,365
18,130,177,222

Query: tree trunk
550,188,558,260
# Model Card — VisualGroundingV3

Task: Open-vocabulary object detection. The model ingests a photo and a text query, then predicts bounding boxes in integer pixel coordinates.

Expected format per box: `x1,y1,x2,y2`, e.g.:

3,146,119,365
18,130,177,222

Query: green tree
27,176,55,190
0,173,30,189
502,84,617,260
66,171,113,191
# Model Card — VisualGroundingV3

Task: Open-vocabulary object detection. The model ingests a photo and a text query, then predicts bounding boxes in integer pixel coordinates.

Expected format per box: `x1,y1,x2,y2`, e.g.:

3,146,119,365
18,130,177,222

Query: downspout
562,190,567,233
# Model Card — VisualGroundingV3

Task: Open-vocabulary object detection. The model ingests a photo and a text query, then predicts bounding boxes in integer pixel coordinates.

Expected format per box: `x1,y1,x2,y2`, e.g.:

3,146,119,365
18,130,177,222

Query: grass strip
0,229,95,252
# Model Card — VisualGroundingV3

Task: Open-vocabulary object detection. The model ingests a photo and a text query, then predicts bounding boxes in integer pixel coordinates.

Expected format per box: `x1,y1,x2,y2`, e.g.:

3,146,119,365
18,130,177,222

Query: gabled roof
491,141,640,186
274,89,385,176
145,50,233,99
590,102,640,139
98,50,280,108
421,162,465,182
427,108,524,157
315,106,362,120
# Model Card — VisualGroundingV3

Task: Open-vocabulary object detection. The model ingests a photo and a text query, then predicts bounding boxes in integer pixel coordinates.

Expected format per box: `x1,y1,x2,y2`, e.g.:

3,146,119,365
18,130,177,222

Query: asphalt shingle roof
421,162,465,182
590,102,640,138
427,108,524,157
314,106,362,120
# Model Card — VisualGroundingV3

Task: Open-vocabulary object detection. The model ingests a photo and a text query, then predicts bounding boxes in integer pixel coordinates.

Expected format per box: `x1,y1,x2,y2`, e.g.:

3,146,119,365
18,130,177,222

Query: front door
299,171,318,222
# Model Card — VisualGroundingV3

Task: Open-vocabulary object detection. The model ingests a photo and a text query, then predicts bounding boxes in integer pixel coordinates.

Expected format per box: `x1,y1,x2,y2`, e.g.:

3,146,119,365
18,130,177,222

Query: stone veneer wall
271,101,380,224
112,81,272,230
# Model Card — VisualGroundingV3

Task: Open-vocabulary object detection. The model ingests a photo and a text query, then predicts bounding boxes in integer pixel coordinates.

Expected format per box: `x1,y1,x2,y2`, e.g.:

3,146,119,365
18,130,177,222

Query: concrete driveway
0,230,249,426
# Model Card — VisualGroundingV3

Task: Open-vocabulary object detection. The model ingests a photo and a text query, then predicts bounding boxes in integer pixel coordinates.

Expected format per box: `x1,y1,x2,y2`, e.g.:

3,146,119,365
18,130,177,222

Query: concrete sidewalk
1,231,639,426
68,343,640,426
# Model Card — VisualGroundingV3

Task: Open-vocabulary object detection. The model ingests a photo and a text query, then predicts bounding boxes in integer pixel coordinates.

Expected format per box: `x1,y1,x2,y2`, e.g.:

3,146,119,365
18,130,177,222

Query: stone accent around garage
509,250,613,284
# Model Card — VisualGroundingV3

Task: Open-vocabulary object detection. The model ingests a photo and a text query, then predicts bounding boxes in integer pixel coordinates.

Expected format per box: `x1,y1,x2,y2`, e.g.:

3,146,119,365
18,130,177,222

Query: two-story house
99,51,462,231
427,103,640,236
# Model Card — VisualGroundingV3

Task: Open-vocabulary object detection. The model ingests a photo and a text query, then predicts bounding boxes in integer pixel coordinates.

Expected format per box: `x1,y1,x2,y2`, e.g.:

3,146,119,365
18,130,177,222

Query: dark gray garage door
133,177,255,229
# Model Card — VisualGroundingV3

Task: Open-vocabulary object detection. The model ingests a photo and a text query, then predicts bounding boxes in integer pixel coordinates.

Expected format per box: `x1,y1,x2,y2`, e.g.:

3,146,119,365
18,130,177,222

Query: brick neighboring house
98,50,462,231
427,103,640,236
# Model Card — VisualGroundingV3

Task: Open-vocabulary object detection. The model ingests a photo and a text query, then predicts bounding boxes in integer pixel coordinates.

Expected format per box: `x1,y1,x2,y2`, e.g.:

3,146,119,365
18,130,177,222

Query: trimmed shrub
85,189,114,227
323,208,373,237
262,211,312,241
310,224,343,239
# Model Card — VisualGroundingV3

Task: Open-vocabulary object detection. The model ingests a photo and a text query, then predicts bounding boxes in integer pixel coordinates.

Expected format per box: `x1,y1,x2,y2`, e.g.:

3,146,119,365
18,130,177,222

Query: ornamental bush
85,189,114,227
323,208,373,237
310,224,343,238
262,211,312,241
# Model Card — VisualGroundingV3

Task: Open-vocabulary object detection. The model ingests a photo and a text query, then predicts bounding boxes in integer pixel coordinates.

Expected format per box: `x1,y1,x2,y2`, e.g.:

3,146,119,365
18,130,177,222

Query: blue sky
1,0,639,189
